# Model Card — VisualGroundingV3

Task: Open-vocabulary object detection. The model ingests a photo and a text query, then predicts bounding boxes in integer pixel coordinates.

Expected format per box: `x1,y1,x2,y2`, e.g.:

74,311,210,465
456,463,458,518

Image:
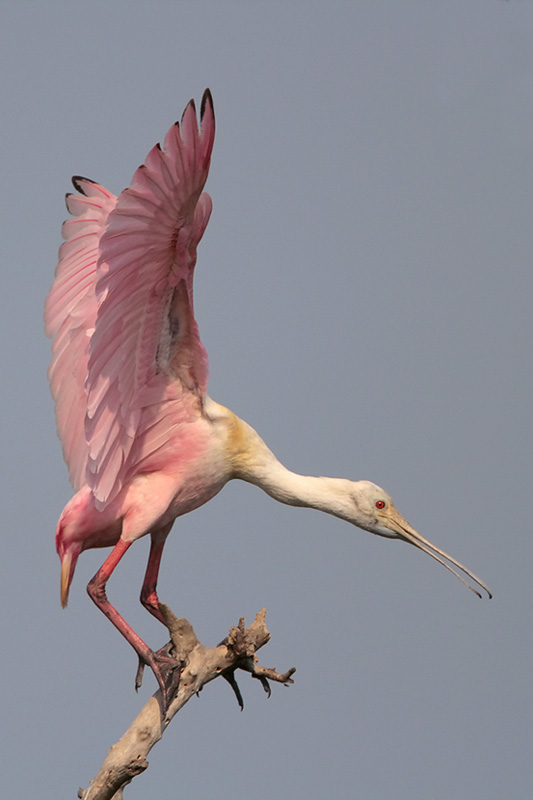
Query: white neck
249,461,356,520
221,407,357,523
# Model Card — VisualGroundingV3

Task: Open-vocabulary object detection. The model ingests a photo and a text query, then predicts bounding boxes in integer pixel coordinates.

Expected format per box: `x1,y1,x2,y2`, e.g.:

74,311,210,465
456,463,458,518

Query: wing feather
45,179,117,490
45,90,216,509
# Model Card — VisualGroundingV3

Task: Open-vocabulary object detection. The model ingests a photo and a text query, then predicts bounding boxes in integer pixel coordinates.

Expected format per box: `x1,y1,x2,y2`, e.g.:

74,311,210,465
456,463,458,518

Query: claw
135,656,145,692
135,642,182,713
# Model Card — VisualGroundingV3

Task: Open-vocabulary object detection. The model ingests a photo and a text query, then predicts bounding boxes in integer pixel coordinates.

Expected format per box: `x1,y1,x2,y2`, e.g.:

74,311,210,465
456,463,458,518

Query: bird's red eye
375,500,386,509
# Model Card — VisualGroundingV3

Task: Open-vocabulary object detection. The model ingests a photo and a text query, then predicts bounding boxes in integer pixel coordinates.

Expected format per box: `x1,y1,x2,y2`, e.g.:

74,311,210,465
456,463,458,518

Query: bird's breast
165,453,230,520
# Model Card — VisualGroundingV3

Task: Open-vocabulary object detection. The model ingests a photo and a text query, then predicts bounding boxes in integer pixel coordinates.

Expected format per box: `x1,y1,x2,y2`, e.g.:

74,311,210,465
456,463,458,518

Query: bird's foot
135,642,182,713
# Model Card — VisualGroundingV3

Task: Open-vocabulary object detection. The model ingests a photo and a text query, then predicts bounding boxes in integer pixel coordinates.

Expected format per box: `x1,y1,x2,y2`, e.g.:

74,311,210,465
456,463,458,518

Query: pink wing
45,178,117,491
45,90,216,508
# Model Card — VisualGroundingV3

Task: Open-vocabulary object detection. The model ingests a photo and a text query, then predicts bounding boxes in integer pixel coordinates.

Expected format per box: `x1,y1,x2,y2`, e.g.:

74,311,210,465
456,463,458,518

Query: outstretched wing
45,90,216,508
45,178,117,491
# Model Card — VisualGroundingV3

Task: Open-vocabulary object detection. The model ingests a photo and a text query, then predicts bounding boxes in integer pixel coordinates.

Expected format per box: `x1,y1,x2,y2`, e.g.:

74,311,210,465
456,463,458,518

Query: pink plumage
46,94,214,509
45,90,491,714
46,92,221,709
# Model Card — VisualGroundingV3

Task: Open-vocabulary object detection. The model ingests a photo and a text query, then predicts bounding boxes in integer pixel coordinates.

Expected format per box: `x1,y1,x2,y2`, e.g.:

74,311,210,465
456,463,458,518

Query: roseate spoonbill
45,90,491,710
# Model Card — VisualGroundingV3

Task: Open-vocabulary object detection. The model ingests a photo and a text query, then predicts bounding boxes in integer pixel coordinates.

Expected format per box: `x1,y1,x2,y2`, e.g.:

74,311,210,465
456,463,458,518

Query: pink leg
87,537,180,711
140,525,172,625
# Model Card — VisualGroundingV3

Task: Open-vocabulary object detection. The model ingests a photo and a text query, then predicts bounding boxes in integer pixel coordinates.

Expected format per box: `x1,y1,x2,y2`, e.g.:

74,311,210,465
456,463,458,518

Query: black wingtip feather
181,98,196,125
71,175,96,195
201,88,213,120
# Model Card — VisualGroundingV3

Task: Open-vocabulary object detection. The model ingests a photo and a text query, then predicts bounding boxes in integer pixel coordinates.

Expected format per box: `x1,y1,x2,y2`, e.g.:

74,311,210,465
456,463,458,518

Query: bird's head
346,480,401,536
346,480,492,598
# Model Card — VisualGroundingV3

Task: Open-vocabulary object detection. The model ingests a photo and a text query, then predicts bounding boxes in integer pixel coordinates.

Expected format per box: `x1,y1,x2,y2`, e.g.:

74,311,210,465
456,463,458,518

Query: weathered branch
78,607,295,800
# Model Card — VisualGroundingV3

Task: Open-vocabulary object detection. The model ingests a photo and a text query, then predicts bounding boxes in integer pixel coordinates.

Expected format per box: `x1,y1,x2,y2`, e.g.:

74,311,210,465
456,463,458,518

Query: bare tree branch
78,608,295,800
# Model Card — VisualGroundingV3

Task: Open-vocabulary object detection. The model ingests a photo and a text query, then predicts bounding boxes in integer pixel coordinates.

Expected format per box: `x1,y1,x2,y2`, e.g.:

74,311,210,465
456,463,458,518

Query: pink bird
45,90,491,710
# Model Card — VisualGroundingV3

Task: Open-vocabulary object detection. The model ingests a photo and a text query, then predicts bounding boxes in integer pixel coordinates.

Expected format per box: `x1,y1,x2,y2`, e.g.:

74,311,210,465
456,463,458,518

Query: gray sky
1,2,531,798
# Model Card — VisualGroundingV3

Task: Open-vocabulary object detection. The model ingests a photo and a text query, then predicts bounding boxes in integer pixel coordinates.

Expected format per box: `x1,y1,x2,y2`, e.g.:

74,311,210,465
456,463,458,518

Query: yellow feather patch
222,407,265,478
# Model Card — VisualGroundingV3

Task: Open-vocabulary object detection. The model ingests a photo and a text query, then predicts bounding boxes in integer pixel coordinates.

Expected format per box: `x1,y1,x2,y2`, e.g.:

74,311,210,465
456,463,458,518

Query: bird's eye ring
375,500,386,509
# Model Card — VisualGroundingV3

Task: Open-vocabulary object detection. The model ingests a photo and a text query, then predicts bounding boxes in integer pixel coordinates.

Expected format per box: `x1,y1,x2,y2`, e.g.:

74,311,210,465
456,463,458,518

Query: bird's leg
87,537,181,712
139,527,171,625
135,526,182,696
